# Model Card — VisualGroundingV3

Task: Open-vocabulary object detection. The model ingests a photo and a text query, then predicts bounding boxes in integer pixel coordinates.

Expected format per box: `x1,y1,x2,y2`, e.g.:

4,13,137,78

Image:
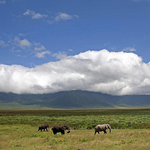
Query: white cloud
48,12,78,24
20,39,31,47
55,13,73,21
123,47,136,52
55,13,78,22
23,9,48,19
0,49,150,95
34,45,45,51
23,10,78,24
0,0,6,4
9,36,49,58
35,51,51,58
34,42,45,51
52,51,67,60
13,37,44,50
13,36,31,48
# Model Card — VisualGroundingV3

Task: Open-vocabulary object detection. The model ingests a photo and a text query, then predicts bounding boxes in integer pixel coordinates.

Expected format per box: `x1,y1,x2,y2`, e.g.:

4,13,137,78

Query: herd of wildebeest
38,123,111,135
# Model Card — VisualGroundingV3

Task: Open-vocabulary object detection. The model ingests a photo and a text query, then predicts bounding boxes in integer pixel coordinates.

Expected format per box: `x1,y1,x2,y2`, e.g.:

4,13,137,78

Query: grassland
0,108,150,129
0,108,150,149
0,102,51,110
0,125,150,150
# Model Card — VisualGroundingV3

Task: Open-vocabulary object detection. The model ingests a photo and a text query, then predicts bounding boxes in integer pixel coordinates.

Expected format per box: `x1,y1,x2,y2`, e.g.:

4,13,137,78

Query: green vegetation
0,109,150,149
0,102,50,110
0,108,150,129
0,125,150,150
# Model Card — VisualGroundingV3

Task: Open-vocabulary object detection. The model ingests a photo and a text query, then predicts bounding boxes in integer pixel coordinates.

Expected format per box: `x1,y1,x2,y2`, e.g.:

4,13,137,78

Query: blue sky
0,0,150,95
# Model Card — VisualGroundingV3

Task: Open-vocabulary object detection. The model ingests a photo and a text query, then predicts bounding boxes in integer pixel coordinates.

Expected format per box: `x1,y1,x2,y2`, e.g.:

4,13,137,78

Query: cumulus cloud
23,9,48,19
0,49,150,95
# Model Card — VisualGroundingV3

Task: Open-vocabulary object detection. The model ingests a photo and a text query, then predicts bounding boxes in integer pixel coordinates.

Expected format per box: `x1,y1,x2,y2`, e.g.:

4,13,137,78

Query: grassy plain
0,102,50,110
0,108,150,129
0,109,150,149
0,125,150,150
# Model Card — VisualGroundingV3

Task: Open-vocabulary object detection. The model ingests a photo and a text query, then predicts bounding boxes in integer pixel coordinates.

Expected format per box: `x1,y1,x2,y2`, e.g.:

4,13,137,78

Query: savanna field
0,108,150,150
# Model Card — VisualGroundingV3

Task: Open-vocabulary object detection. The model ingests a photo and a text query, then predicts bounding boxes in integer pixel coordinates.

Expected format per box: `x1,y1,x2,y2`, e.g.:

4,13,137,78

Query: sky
0,0,150,95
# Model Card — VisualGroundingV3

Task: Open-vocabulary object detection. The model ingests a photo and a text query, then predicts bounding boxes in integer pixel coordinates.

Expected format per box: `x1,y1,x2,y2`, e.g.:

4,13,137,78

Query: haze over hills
0,90,150,109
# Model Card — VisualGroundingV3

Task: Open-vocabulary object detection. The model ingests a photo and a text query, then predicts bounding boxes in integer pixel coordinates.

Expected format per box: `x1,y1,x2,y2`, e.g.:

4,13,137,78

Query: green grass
0,109,150,129
0,109,150,149
0,125,150,150
0,102,50,110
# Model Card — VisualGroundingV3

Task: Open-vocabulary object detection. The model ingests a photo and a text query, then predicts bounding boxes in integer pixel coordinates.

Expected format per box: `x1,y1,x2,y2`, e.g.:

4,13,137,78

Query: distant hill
0,90,150,109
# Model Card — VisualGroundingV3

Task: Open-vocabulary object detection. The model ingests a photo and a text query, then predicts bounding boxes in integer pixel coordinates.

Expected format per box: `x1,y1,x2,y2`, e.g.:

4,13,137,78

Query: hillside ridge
0,90,150,109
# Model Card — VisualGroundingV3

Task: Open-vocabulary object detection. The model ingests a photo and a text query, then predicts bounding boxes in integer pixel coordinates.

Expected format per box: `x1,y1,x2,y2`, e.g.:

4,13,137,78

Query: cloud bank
0,50,150,95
